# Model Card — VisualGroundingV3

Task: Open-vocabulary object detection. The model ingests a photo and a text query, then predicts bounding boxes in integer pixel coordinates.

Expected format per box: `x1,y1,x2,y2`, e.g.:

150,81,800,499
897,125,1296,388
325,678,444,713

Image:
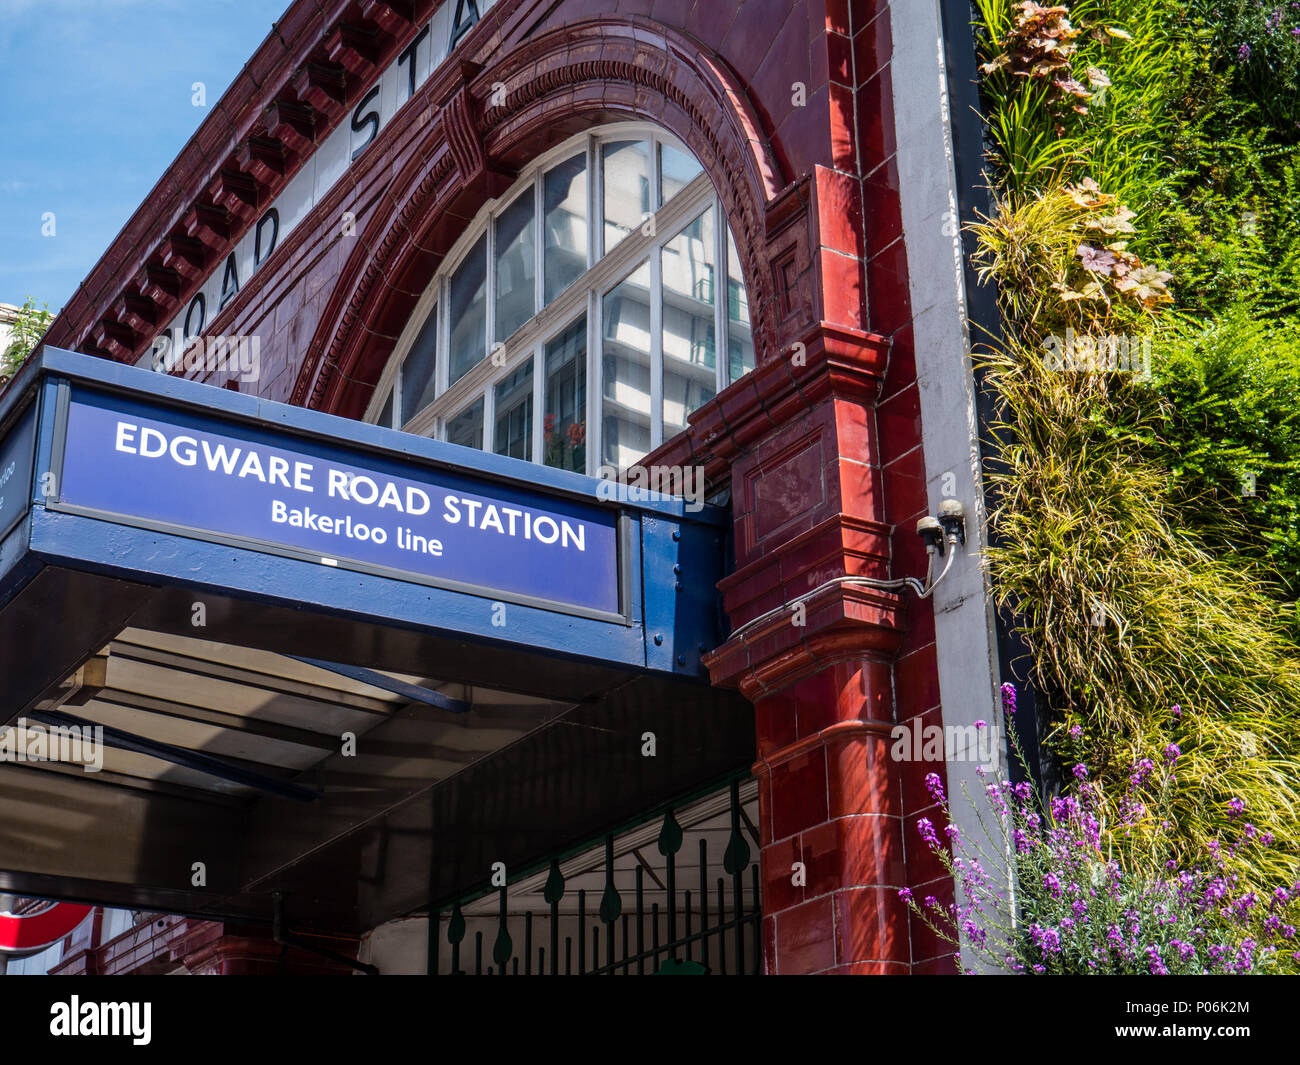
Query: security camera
938,498,966,547
916,515,945,555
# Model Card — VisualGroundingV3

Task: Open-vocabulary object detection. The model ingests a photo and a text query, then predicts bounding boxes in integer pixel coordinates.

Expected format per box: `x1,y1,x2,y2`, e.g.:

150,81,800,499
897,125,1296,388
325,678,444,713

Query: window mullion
436,278,450,399
650,243,664,453
534,172,544,313
391,361,402,429
485,212,497,358
589,134,601,266
588,289,600,475
483,384,496,455
649,135,661,214
715,195,728,392
532,340,544,465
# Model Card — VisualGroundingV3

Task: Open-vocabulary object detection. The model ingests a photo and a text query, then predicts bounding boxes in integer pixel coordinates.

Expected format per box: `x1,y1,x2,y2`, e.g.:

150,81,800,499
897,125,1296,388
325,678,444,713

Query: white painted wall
888,0,1009,973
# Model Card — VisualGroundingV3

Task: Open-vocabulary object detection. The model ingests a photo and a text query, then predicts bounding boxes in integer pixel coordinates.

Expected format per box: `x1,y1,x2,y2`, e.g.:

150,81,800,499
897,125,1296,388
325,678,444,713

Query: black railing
428,779,762,975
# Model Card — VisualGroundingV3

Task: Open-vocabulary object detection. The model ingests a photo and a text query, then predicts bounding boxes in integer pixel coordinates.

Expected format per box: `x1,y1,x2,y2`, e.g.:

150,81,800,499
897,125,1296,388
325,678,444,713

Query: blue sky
0,0,289,311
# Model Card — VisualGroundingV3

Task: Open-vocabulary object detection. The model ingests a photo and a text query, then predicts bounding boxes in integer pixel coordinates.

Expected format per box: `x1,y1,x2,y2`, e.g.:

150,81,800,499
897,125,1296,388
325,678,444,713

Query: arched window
366,124,755,474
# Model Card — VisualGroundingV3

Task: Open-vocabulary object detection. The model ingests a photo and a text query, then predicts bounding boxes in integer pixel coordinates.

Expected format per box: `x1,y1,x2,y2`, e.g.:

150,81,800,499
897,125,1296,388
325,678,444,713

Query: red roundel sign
0,902,92,954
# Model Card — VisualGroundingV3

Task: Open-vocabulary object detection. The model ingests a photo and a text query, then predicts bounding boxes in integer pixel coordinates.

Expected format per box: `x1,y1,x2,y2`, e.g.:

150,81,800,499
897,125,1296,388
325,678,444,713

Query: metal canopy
0,350,754,932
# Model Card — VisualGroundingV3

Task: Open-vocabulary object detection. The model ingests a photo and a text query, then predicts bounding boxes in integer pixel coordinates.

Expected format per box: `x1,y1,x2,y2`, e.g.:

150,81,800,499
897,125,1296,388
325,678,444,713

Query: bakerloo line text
111,421,589,552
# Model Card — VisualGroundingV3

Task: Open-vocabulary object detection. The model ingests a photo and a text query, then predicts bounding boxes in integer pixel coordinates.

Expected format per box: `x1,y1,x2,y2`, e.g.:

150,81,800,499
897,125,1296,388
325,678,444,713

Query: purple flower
924,772,946,803
1029,924,1061,954
1170,704,1182,719
1238,43,1252,60
898,887,913,903
1228,797,1246,820
1072,763,1089,781
1068,724,1082,739
916,817,939,848
1163,743,1180,765
974,719,987,730
1001,682,1017,717
960,919,987,947
1129,758,1155,788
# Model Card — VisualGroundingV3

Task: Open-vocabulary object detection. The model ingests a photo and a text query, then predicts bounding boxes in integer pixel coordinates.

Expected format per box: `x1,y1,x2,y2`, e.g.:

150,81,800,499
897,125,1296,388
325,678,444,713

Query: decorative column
698,315,928,974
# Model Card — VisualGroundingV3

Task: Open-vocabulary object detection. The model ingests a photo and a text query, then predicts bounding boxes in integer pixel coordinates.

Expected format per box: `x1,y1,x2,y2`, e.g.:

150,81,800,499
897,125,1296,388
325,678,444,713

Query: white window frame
364,123,750,473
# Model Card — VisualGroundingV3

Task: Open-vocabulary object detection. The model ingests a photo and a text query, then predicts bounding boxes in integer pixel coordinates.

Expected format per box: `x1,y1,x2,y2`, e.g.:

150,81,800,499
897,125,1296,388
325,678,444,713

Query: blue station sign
0,348,727,682
56,388,621,618
0,403,37,543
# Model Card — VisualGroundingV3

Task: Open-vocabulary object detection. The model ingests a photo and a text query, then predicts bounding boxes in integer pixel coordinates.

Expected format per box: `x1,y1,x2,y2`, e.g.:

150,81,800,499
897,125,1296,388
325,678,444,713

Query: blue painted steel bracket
641,513,729,675
0,348,731,679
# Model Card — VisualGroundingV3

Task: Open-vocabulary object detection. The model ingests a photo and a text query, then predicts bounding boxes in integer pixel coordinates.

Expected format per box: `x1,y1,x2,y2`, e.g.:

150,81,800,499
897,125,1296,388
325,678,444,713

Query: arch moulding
295,17,796,420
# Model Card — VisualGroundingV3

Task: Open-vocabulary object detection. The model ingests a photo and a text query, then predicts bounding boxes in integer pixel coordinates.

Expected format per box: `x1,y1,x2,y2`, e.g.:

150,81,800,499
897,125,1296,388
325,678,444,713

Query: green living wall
967,0,1300,969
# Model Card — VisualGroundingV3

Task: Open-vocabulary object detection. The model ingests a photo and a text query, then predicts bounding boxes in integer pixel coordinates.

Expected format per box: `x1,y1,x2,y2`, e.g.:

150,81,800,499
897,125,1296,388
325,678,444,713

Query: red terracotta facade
38,0,957,974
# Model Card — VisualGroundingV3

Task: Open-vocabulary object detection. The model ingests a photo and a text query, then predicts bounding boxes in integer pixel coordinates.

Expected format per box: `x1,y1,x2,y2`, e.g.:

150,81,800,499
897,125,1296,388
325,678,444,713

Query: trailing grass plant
973,2,1300,913
982,337,1300,893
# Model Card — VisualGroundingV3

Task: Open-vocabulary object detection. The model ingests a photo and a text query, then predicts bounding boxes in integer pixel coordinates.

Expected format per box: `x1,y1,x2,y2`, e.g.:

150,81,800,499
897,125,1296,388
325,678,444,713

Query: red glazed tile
908,875,956,962
863,155,903,261
893,641,942,723
828,80,858,172
802,812,905,893
726,0,799,74
897,596,937,660
827,29,853,86
686,0,738,50
652,0,693,26
881,443,927,525
756,768,774,842
825,728,899,818
823,0,852,35
865,235,912,335
855,65,896,172
774,895,837,973
832,456,885,528
815,165,865,256
874,381,920,468
899,801,953,886
897,709,949,816
818,248,866,332
853,5,893,81
761,835,804,914
768,747,829,840
833,886,909,965
754,687,800,759
773,82,830,178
